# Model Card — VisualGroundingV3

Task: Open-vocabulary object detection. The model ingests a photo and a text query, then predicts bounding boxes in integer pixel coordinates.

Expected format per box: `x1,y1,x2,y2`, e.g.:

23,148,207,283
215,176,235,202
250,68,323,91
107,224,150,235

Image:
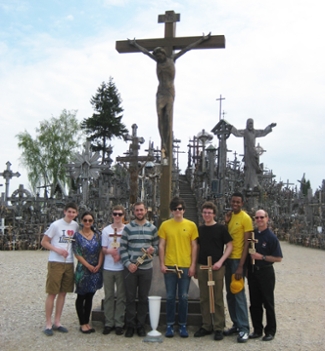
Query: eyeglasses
255,216,265,219
173,207,184,211
202,211,214,215
113,212,124,217
82,219,93,223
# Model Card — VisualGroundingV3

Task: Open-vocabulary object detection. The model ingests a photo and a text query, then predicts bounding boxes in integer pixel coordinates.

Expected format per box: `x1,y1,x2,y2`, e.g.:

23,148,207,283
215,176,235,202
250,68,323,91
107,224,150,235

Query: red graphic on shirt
67,230,74,237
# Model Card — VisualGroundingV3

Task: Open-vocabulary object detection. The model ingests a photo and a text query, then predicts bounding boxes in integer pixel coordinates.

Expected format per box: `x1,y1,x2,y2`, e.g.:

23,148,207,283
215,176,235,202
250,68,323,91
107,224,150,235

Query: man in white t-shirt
101,205,126,335
41,202,79,336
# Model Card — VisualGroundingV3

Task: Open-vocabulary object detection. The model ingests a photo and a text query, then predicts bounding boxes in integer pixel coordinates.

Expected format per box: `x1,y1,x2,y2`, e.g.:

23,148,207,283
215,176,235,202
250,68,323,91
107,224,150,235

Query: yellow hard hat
230,274,244,294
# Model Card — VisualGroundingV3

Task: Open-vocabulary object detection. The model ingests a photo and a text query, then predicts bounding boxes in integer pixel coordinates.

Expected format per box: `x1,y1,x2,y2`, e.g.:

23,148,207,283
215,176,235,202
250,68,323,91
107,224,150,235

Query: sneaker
223,326,239,336
214,330,224,341
179,325,189,338
237,331,249,343
165,325,174,338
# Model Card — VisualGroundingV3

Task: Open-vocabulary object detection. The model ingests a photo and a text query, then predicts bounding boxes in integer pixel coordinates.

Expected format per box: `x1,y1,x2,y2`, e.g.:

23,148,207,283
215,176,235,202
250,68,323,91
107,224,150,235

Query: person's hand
128,38,136,46
235,266,243,280
147,246,155,255
160,265,167,274
128,263,137,273
225,211,232,224
202,32,211,41
213,261,222,270
56,248,69,258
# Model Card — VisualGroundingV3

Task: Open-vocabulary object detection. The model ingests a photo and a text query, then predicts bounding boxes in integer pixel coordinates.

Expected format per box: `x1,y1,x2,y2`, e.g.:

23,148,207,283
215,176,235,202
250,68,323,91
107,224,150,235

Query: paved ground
0,241,324,351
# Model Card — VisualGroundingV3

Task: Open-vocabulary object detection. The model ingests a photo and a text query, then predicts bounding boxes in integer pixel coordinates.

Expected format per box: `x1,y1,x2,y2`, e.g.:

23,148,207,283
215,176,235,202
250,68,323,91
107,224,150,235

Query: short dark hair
64,202,78,211
231,192,244,202
169,196,186,211
201,201,217,214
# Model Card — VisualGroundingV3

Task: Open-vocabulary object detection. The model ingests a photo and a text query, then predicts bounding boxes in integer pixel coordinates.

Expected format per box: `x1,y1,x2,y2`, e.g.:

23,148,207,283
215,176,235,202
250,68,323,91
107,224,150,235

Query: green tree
16,109,82,193
81,77,128,164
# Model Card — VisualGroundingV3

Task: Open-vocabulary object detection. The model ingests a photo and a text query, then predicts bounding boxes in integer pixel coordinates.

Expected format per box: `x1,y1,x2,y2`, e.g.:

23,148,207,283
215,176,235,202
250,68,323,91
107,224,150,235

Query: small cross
165,264,184,279
62,236,75,263
109,227,122,249
248,232,259,267
135,248,153,266
200,256,215,313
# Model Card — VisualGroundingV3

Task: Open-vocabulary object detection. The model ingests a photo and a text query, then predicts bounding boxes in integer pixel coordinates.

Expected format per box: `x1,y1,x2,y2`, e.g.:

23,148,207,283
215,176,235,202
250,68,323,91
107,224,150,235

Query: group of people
41,193,282,344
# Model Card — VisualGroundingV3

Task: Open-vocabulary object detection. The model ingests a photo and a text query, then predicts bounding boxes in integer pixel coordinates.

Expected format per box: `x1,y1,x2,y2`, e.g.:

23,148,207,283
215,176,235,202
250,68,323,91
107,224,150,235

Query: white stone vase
147,296,162,336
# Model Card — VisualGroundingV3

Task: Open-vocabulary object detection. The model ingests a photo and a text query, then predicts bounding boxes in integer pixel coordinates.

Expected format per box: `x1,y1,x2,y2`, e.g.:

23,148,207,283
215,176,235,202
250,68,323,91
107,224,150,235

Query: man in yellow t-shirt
223,192,253,343
159,197,198,338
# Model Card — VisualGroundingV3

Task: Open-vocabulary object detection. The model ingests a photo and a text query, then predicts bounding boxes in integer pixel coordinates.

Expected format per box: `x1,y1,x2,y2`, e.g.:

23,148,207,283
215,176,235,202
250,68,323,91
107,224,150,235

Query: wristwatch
262,255,266,261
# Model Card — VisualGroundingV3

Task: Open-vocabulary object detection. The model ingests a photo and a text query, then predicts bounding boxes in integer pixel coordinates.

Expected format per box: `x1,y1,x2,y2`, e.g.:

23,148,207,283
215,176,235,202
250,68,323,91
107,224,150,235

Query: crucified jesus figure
128,33,211,157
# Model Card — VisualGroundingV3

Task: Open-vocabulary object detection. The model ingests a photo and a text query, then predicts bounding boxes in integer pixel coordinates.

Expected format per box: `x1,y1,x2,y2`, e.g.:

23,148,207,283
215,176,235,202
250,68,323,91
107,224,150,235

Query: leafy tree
16,109,82,193
81,77,128,164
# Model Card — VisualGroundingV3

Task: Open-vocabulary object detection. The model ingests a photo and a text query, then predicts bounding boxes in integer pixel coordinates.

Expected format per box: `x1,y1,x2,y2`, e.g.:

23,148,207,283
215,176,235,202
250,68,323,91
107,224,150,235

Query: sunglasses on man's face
173,207,184,211
113,212,123,217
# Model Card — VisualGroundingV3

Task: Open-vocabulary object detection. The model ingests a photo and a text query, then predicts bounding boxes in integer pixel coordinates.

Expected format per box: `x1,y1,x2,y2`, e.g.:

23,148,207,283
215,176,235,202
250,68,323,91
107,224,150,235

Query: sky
1,0,324,197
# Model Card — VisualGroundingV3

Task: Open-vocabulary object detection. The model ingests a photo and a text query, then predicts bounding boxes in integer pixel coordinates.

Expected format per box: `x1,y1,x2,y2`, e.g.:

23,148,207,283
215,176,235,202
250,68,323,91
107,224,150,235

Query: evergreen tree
16,109,82,193
81,77,128,163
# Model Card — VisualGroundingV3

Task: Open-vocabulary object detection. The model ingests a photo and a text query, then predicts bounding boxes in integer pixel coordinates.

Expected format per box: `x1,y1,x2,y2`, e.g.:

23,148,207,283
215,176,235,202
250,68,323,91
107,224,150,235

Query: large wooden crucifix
116,10,225,222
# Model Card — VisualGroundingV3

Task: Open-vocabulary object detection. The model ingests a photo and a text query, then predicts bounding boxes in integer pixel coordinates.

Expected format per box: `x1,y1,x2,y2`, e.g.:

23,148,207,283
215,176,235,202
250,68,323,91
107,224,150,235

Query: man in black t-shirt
247,209,283,342
194,202,233,341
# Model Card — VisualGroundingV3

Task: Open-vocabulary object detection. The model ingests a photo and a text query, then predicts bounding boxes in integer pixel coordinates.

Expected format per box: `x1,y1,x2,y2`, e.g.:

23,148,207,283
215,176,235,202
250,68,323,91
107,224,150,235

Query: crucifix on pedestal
116,10,225,222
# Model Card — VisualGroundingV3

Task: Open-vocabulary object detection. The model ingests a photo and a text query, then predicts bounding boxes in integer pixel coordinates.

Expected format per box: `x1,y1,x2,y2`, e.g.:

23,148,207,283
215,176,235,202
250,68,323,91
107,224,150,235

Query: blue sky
1,0,324,195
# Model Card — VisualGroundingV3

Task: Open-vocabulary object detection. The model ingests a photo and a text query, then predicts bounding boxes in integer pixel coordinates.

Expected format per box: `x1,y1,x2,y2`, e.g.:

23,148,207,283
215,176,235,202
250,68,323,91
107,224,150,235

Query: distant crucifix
116,10,225,221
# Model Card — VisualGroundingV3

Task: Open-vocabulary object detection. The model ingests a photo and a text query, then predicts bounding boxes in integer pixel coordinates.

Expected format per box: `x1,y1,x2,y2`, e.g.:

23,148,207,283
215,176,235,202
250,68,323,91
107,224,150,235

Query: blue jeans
225,259,250,333
164,267,191,326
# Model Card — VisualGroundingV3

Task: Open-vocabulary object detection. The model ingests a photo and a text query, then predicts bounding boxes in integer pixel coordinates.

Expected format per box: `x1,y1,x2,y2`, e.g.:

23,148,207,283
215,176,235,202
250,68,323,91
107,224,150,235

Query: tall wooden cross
200,256,215,314
116,10,225,222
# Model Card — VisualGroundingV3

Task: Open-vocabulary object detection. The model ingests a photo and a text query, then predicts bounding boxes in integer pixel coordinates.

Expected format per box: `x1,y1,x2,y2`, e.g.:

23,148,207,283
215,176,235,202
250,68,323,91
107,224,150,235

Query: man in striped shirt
120,202,158,337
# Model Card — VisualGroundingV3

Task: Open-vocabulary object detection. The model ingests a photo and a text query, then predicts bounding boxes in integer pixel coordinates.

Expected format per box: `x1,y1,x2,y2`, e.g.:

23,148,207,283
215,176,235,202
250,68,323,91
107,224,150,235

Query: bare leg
45,294,56,329
53,292,67,326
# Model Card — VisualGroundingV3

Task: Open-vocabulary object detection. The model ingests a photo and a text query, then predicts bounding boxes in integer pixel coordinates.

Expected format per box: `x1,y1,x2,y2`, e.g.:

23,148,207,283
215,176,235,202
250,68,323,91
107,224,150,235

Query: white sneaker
237,331,249,343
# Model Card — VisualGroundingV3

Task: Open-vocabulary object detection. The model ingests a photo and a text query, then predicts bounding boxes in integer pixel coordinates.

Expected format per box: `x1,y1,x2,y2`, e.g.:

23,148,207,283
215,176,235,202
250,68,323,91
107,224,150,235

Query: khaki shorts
46,262,74,294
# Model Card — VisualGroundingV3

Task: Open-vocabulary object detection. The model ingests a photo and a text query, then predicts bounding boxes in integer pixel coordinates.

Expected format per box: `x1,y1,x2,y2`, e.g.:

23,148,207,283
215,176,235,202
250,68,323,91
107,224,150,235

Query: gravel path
0,241,324,351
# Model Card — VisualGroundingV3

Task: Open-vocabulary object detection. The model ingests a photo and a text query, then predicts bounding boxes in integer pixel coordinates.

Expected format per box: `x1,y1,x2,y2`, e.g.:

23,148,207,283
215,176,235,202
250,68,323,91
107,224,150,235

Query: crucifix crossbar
116,10,225,56
200,256,215,313
165,264,184,279
109,227,122,249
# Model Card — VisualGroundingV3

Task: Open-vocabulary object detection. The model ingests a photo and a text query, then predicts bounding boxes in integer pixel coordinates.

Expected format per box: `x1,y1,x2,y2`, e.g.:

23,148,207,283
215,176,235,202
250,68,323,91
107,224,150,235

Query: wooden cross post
248,232,259,270
200,256,215,314
109,227,122,249
116,10,225,223
116,124,154,205
165,264,184,279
